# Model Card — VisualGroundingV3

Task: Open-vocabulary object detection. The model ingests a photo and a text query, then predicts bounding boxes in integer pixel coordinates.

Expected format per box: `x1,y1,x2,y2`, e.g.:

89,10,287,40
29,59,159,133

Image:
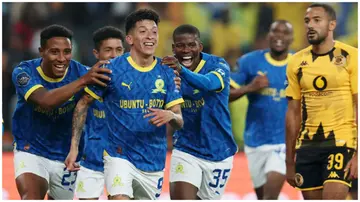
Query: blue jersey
12,58,87,161
173,53,237,161
230,49,291,147
80,100,107,172
85,52,184,172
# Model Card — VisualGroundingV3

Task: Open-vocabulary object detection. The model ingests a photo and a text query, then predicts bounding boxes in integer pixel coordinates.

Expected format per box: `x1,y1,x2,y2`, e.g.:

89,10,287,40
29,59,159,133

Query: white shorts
75,166,104,199
104,156,164,200
14,149,77,200
169,149,234,200
245,144,286,188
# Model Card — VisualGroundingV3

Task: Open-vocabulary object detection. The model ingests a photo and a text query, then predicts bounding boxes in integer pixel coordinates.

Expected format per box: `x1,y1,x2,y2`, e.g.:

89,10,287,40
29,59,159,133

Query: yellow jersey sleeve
349,49,358,94
285,57,301,100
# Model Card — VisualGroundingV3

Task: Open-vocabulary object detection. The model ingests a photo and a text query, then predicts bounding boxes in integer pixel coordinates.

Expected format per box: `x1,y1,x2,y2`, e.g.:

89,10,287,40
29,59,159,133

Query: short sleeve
349,49,358,94
12,66,43,101
209,58,230,92
164,68,184,109
285,57,301,100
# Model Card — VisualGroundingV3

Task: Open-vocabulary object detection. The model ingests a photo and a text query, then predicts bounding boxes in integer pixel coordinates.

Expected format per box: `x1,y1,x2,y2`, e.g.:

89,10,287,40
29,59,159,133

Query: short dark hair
92,26,125,50
172,24,201,41
40,24,73,48
308,3,336,21
125,9,160,34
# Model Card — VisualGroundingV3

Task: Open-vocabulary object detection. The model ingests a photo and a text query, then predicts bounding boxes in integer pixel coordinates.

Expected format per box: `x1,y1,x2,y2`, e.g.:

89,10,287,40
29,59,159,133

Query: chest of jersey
297,56,350,92
108,69,169,111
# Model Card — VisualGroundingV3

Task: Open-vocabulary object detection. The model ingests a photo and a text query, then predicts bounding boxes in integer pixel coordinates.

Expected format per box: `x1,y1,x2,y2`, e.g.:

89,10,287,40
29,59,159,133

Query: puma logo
121,82,132,90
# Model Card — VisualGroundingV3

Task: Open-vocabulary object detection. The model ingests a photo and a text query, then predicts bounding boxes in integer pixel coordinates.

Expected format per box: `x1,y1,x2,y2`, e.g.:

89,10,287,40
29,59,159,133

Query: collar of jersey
36,66,69,82
193,52,208,73
127,56,157,72
264,52,291,67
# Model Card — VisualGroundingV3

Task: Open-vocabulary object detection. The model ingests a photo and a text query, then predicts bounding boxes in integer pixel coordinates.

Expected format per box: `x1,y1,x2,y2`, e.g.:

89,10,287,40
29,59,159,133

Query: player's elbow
170,116,184,131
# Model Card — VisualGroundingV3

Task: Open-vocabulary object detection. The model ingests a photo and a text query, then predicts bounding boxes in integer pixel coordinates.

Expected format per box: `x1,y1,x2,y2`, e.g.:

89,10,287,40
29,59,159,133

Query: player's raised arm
229,55,269,102
162,56,223,92
229,75,269,102
65,93,95,171
14,60,111,111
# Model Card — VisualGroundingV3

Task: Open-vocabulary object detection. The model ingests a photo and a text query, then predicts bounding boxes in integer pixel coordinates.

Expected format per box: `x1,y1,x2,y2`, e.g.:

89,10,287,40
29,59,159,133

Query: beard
307,33,327,45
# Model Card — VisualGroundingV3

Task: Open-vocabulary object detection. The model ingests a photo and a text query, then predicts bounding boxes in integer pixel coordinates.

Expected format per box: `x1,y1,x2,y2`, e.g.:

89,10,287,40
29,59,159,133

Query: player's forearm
285,102,301,164
70,94,93,151
229,85,252,102
180,67,221,92
35,79,86,110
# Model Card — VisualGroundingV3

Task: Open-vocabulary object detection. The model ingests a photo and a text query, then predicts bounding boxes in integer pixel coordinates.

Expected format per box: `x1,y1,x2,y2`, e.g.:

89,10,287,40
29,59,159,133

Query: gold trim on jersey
264,52,291,66
85,87,101,101
193,59,206,73
36,66,69,82
295,186,323,191
230,79,241,89
323,179,351,187
127,56,157,72
165,98,184,109
210,71,225,92
24,84,44,101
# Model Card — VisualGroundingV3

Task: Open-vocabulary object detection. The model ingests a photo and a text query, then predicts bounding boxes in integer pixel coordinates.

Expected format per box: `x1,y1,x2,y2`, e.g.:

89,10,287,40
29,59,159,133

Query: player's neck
130,49,154,67
40,61,57,78
311,38,335,55
269,51,288,61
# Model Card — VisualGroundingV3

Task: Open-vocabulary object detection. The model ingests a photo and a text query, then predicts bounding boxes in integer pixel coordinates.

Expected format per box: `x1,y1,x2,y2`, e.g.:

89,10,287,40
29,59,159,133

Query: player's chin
142,48,156,56
52,68,67,78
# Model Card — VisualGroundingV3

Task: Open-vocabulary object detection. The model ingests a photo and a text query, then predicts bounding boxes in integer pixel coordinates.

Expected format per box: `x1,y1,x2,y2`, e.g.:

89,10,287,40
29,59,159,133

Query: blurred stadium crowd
2,2,358,150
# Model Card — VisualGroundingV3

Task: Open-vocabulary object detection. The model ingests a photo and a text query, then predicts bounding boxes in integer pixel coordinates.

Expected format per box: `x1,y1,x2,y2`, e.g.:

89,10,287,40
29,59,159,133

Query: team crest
294,173,304,187
152,77,166,94
333,55,347,67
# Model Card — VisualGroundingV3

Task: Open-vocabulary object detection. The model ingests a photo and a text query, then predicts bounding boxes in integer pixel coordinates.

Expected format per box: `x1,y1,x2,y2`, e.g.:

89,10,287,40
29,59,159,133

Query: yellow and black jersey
286,41,358,149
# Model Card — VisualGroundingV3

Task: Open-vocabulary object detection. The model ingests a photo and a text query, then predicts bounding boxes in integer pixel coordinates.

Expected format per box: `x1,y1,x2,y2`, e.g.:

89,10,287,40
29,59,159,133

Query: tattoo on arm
71,94,92,149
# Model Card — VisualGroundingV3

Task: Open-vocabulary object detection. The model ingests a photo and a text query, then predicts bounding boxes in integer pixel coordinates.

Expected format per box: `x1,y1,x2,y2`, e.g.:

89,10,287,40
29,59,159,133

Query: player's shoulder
292,45,312,58
203,52,230,70
335,40,358,55
107,53,129,73
237,49,266,63
69,59,90,71
12,58,41,75
287,46,312,67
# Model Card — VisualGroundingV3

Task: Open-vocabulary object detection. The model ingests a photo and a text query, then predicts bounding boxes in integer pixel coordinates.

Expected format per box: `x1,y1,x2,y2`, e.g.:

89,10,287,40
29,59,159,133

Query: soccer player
65,9,184,200
11,24,112,200
74,26,125,200
229,20,294,199
162,24,238,200
285,3,358,200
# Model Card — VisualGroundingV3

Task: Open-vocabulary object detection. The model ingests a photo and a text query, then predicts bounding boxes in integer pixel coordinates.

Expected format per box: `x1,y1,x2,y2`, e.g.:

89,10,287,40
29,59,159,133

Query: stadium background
2,2,358,200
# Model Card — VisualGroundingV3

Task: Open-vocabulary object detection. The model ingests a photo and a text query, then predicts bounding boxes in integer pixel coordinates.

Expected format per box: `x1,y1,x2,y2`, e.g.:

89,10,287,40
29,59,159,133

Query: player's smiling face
126,19,158,57
268,22,293,54
94,38,124,61
40,37,72,78
304,7,335,45
172,33,203,70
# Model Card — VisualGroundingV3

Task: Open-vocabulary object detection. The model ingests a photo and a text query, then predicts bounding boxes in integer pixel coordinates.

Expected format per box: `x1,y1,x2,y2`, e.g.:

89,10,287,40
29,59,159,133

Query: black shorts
294,146,355,191
350,179,358,192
